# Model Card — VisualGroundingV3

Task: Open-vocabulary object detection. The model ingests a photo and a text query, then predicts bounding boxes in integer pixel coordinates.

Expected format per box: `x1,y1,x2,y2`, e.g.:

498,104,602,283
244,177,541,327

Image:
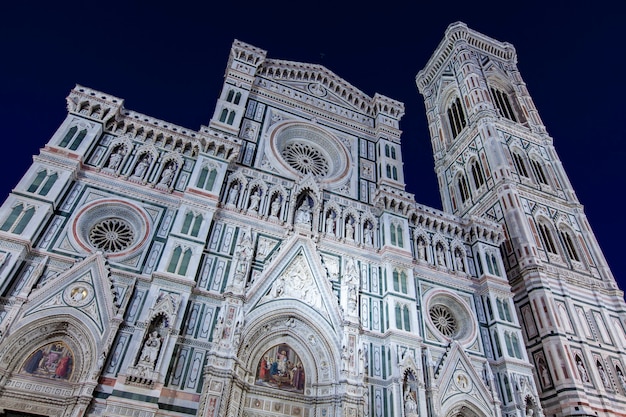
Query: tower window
560,230,580,261
530,158,548,185
470,160,485,189
512,152,530,178
447,97,467,138
0,203,35,234
197,166,218,191
167,246,193,275
457,174,470,203
491,87,517,122
59,126,87,150
538,222,558,254
28,170,58,196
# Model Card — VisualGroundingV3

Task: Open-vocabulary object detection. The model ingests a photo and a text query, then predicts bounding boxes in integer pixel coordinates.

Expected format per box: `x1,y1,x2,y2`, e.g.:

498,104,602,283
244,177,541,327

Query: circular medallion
64,284,94,306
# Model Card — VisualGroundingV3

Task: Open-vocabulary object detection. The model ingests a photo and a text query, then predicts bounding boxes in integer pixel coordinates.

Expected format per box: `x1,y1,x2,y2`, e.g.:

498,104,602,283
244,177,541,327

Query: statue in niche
295,198,312,225
417,238,426,261
576,357,588,382
270,195,281,218
364,222,374,246
455,249,465,272
404,386,418,417
139,331,162,367
227,183,239,205
158,163,175,186
326,212,336,236
132,155,150,179
248,189,261,212
436,245,446,266
106,147,124,170
345,219,355,241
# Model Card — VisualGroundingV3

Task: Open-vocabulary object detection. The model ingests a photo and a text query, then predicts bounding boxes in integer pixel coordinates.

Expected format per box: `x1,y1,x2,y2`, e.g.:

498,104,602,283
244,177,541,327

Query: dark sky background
2,2,625,293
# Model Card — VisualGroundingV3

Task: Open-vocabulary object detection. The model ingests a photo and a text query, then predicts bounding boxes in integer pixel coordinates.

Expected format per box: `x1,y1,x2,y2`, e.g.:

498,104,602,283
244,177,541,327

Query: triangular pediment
435,342,495,416
247,236,342,329
19,252,120,337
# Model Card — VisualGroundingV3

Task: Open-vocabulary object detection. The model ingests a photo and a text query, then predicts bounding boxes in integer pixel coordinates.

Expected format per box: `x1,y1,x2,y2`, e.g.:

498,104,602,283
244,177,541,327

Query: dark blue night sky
2,1,625,292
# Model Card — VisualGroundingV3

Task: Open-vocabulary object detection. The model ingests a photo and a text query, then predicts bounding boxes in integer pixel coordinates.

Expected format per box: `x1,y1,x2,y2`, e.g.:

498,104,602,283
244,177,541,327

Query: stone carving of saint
227,183,239,205
455,250,465,272
106,148,124,170
326,213,335,236
436,245,445,266
295,199,312,225
404,387,418,417
345,220,355,241
598,363,609,387
417,239,426,260
132,155,150,179
270,197,281,218
158,164,175,186
577,359,588,382
364,223,373,246
140,331,162,367
248,189,261,212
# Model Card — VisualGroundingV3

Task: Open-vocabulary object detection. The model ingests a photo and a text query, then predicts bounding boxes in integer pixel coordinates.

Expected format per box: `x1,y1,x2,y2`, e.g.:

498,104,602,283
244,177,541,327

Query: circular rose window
71,199,150,259
266,122,350,183
89,218,135,253
425,290,476,344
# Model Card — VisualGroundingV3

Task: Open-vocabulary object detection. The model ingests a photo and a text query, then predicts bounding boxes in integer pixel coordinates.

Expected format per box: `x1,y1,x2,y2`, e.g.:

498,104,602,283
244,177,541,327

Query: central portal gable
247,236,341,327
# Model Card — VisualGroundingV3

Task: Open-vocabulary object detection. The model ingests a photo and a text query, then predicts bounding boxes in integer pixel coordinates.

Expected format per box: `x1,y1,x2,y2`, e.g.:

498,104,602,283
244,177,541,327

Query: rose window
89,218,135,253
281,142,329,176
429,304,458,337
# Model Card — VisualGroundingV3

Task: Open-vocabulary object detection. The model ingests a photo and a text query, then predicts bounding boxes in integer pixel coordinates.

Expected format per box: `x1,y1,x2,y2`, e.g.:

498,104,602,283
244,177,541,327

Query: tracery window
28,170,58,196
470,159,485,189
447,97,467,138
538,222,558,254
430,304,457,337
457,174,470,204
0,203,35,234
59,125,87,150
197,166,218,191
491,87,517,122
530,158,548,185
181,212,203,237
392,269,408,294
560,229,580,261
167,246,192,275
89,218,135,253
512,151,530,178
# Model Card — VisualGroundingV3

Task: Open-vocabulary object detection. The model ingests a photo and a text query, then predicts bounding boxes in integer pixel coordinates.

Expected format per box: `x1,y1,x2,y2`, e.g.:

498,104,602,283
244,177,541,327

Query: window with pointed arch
470,159,485,189
529,157,549,185
447,96,467,139
0,203,35,234
226,89,242,105
512,150,530,179
59,125,88,150
392,269,408,294
27,169,58,196
196,165,218,191
456,173,471,204
490,87,517,122
485,251,501,276
559,228,581,262
395,303,411,331
537,221,558,255
219,108,236,125
390,222,404,247
167,245,193,275
181,211,203,238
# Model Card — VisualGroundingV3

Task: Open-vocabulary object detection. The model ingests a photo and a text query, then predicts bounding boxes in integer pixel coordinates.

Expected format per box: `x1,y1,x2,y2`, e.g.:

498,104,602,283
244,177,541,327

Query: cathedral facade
0,22,622,417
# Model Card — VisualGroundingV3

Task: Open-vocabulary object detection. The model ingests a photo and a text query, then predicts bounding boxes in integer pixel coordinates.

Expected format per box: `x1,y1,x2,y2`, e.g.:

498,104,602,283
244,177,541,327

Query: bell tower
417,22,626,417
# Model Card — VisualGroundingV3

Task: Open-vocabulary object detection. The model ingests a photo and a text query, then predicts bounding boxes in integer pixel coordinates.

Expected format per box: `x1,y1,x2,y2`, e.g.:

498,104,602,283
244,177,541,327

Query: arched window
403,305,411,331
391,147,396,159
538,222,558,254
233,92,242,105
392,166,398,181
197,166,218,191
395,304,403,329
393,269,400,292
512,334,522,358
386,164,392,179
400,271,407,293
219,109,229,123
504,332,514,356
447,97,467,138
0,203,35,234
470,160,485,189
28,171,58,196
457,174,470,204
385,144,390,158
190,214,203,237
560,229,580,261
530,158,548,185
59,126,87,150
167,246,193,275
227,110,236,125
167,246,182,273
181,212,194,235
512,151,530,178
226,89,234,102
490,87,517,122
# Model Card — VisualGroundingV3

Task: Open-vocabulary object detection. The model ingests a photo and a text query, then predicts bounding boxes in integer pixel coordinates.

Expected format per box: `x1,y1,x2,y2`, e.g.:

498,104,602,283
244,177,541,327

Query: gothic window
530,158,548,185
167,246,192,275
485,252,501,276
392,166,398,181
457,174,470,204
219,109,228,123
470,159,485,189
493,330,502,357
400,271,407,293
538,222,558,254
497,298,505,320
59,125,87,150
560,229,580,262
512,151,530,178
227,110,236,125
233,92,241,105
386,164,392,179
490,87,517,122
28,170,58,196
0,203,35,234
512,333,522,358
226,89,234,102
385,144,390,158
504,332,514,357
226,89,241,104
403,305,411,331
393,269,408,294
197,166,218,191
181,212,203,237
395,304,403,329
447,97,467,138
393,269,400,292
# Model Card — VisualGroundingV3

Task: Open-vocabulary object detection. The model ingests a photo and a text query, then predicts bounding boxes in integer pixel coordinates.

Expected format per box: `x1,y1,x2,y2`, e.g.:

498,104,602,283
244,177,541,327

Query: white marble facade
0,21,622,417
